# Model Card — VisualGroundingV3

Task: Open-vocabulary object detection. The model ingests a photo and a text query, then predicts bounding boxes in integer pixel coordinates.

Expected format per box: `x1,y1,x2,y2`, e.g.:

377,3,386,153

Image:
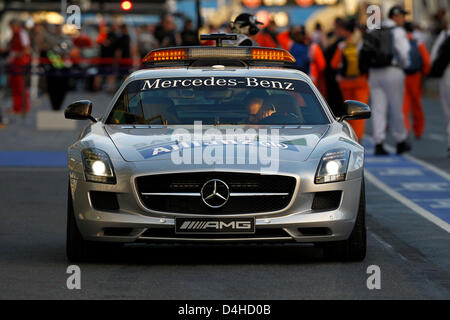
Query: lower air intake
311,191,342,211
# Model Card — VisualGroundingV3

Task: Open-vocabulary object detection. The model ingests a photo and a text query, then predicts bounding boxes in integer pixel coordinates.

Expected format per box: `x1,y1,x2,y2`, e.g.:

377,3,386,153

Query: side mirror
64,100,97,122
339,100,371,121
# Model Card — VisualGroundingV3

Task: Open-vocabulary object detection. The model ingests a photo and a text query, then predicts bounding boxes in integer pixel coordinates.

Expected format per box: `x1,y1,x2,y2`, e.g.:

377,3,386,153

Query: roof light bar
251,48,296,63
142,47,295,66
143,48,187,63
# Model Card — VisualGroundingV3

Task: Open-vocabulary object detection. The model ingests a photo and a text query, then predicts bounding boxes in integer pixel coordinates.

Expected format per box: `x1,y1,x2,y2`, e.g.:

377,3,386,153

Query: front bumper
70,174,362,244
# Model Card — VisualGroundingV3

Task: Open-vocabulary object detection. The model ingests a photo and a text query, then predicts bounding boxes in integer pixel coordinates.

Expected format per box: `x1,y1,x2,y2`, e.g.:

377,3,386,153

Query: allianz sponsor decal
137,139,296,159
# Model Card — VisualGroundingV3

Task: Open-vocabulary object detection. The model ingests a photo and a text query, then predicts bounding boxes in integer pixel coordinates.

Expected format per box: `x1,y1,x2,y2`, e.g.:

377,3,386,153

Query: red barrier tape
37,57,136,66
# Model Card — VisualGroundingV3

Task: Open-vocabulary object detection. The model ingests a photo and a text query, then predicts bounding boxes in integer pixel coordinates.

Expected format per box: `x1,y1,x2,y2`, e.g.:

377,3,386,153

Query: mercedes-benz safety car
65,34,371,262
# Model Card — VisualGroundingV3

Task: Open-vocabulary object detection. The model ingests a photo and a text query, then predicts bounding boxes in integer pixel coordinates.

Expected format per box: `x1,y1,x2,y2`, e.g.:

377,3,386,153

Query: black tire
322,179,367,262
66,184,120,262
67,184,99,262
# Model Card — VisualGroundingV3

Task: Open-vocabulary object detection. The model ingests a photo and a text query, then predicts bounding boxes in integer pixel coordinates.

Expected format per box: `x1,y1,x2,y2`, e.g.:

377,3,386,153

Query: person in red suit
8,19,30,115
402,22,431,139
256,20,279,48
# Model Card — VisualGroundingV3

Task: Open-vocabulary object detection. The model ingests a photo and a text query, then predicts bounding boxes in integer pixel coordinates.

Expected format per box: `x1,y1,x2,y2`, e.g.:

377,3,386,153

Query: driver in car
245,94,275,124
259,95,302,124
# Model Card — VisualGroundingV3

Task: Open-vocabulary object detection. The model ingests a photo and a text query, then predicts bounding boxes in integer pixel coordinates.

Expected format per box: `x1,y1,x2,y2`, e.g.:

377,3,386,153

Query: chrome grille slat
229,192,289,197
141,192,289,197
141,192,200,196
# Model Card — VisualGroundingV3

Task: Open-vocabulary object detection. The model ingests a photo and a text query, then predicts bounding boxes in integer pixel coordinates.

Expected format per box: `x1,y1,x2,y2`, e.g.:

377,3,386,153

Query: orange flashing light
142,47,295,65
143,48,187,64
120,1,132,11
251,48,296,63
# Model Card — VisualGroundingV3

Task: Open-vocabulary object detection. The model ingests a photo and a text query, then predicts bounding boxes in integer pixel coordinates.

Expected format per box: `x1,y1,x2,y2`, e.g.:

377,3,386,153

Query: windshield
106,77,329,125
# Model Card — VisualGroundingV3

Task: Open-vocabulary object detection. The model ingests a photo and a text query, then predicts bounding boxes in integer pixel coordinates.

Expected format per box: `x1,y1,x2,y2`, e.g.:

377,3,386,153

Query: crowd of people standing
0,8,449,157
0,13,200,118
229,6,449,157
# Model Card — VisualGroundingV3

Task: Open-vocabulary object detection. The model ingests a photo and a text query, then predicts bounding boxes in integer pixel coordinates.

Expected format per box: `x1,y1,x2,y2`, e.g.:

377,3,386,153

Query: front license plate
175,217,255,234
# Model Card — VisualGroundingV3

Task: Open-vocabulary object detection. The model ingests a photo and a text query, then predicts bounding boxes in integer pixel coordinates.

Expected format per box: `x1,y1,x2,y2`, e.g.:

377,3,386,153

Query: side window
107,91,144,124
300,93,328,124
127,92,144,118
107,93,127,124
115,93,127,112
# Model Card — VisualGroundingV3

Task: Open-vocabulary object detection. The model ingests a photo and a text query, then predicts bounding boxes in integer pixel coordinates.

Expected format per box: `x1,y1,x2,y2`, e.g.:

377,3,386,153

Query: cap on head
231,13,262,36
234,13,263,27
388,5,408,18
344,18,356,33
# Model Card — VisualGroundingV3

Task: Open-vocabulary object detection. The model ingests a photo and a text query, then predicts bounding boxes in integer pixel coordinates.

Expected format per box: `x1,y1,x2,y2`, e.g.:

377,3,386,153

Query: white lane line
428,134,446,142
401,154,450,181
365,171,450,233
371,232,410,263
364,136,450,181
370,232,393,250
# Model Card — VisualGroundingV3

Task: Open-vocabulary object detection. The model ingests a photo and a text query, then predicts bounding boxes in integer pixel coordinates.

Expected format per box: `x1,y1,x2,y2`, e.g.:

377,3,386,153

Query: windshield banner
130,77,299,92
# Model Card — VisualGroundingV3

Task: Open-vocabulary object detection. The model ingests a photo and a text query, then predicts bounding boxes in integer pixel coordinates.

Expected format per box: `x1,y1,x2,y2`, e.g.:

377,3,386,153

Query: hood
105,125,329,163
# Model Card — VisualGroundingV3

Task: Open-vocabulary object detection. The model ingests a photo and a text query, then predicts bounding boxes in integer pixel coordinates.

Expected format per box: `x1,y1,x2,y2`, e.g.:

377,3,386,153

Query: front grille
136,172,296,214
140,227,292,240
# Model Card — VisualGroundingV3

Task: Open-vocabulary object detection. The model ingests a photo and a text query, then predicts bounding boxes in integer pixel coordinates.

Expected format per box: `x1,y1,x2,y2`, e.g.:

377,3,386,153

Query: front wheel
322,180,367,262
67,185,91,262
66,184,119,262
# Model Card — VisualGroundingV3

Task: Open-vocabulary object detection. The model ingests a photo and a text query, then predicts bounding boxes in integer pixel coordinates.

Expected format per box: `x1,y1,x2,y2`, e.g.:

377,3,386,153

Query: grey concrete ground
0,88,449,299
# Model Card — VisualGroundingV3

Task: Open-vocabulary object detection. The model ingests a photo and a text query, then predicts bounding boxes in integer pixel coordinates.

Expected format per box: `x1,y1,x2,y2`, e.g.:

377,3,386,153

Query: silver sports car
65,37,371,262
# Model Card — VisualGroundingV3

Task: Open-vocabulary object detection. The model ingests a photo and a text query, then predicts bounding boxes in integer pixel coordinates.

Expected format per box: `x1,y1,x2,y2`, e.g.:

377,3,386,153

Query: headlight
81,148,116,184
315,149,350,184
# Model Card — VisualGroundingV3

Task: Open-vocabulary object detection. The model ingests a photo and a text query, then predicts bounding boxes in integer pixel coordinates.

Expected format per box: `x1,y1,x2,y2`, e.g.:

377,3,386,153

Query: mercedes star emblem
201,179,230,208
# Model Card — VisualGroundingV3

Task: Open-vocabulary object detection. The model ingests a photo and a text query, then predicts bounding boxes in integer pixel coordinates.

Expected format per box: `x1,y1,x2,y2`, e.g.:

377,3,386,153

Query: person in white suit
369,5,411,155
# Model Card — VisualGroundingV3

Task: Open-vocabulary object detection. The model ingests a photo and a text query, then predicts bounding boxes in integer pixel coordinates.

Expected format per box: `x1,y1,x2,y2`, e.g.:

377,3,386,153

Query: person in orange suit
331,20,369,141
309,41,326,97
402,22,431,139
8,19,30,115
256,20,279,48
277,28,294,51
